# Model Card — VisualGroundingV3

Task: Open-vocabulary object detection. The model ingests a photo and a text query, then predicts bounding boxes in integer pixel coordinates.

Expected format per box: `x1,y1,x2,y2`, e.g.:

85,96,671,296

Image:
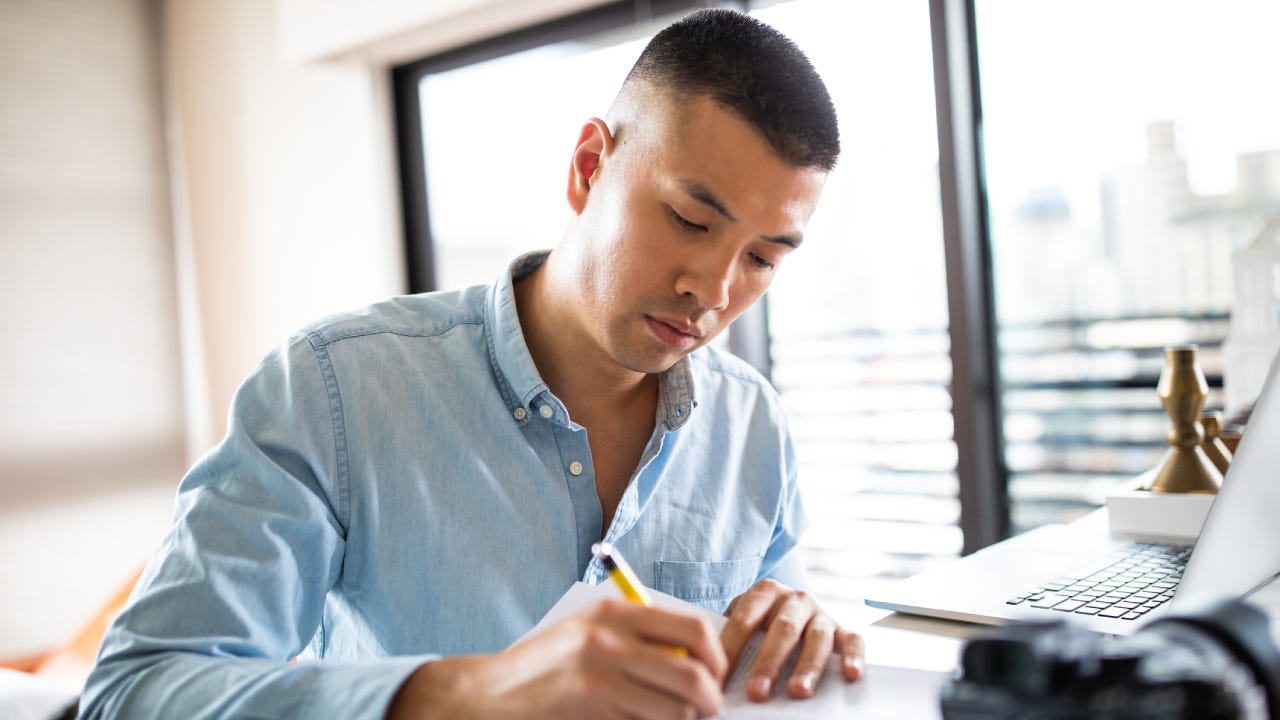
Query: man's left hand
720,579,865,702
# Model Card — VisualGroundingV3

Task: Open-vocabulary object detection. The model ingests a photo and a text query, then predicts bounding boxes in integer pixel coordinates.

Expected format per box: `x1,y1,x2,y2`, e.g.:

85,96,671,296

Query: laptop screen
1174,350,1280,608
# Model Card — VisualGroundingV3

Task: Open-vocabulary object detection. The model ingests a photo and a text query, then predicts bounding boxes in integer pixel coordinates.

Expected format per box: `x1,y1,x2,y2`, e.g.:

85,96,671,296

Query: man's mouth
645,315,703,350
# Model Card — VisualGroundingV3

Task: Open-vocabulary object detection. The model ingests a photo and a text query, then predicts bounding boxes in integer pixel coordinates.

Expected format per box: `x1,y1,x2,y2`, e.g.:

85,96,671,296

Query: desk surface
832,504,1280,676
815,528,1280,719
829,598,974,674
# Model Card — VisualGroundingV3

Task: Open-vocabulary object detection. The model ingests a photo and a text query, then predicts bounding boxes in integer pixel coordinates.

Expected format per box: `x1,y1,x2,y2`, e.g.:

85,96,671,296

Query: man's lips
645,315,703,350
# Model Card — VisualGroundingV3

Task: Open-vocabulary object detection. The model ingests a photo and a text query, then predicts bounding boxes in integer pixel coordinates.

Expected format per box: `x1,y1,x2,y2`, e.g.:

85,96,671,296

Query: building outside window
974,0,1280,532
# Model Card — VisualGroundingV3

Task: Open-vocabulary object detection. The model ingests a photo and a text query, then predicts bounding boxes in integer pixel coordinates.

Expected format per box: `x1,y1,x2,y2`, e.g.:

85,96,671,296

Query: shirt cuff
296,654,439,719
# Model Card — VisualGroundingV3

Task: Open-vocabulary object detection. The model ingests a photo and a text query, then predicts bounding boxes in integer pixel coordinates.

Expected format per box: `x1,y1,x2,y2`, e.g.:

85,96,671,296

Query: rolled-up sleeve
758,416,810,590
79,335,433,719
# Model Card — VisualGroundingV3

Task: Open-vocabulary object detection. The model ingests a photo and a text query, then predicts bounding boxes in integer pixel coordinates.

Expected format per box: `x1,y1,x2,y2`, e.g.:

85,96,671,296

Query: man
81,9,862,719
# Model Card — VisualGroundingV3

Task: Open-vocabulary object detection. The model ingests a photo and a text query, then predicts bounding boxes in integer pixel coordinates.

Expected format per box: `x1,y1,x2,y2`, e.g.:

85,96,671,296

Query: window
750,0,959,603
408,18,665,291
974,0,1280,532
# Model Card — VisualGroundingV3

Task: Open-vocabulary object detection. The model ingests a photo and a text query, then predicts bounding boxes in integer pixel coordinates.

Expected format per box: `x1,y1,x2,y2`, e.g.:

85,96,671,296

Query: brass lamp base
1147,447,1223,494
1146,345,1223,495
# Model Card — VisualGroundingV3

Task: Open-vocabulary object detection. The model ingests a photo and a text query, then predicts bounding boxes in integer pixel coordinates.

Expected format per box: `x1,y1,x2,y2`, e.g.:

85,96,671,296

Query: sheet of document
524,582,948,718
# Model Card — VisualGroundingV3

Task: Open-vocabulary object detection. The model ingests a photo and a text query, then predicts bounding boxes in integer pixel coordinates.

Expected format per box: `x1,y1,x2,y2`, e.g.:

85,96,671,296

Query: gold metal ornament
1199,411,1233,476
1146,345,1224,494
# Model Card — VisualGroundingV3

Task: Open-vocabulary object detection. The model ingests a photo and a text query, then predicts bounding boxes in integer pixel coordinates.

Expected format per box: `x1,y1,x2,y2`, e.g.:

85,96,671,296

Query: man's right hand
386,598,728,719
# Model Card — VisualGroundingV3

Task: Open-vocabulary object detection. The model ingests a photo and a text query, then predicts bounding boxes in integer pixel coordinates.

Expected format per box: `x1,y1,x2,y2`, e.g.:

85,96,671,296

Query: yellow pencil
591,542,687,657
593,542,654,604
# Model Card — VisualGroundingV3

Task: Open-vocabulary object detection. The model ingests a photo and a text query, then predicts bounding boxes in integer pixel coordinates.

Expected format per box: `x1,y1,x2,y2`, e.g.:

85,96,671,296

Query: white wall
162,0,407,456
0,0,183,489
168,0,612,454
0,0,613,657
276,0,607,65
0,0,185,657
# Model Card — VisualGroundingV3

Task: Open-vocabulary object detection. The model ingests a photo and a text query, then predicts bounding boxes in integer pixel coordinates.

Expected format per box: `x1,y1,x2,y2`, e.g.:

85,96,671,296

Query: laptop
865,350,1280,636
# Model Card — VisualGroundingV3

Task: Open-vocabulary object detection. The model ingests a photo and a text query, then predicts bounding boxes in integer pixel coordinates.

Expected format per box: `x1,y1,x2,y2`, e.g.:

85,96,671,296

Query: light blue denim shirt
81,252,807,719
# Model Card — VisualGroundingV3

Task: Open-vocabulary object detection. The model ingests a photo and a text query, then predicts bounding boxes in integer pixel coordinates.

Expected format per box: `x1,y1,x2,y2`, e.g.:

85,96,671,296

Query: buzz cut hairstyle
624,8,840,171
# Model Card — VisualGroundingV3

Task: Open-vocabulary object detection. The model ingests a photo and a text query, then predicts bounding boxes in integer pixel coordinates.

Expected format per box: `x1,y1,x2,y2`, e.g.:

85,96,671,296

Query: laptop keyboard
1005,542,1191,620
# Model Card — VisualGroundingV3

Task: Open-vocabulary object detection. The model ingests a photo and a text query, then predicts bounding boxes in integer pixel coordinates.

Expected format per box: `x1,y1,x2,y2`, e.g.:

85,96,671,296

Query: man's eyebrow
764,232,803,249
680,180,737,222
678,179,803,249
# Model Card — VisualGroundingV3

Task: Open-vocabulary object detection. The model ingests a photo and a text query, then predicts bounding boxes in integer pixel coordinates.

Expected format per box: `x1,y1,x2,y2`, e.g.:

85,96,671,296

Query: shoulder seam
303,331,351,535
693,349,773,388
305,319,485,347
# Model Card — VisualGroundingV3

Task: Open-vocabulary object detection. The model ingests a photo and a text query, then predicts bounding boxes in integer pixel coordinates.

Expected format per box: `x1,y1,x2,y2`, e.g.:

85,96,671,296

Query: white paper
524,582,948,718
521,580,720,639
719,663,946,719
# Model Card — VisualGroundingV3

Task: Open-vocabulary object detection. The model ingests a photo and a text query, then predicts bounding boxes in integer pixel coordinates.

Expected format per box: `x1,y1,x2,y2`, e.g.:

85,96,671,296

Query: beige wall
0,0,184,657
0,0,611,657
167,0,611,456
0,0,184,497
277,0,607,65
162,0,407,457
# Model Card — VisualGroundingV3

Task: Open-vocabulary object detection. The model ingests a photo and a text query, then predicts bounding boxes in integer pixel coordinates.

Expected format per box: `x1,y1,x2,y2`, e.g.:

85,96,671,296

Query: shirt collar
484,251,695,430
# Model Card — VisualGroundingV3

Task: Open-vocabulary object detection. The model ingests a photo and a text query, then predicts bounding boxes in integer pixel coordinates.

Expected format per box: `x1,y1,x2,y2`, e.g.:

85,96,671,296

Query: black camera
941,599,1280,719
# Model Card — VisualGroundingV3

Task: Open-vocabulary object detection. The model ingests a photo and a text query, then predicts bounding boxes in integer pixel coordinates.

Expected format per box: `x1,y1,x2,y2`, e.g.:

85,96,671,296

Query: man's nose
674,252,734,311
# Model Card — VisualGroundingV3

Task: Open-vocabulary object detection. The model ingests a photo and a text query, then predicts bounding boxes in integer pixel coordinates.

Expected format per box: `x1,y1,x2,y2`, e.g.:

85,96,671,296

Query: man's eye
668,208,707,232
750,253,777,270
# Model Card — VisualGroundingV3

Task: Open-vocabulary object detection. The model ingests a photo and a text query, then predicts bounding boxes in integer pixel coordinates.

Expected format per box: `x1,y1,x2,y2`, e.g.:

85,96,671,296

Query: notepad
522,581,948,718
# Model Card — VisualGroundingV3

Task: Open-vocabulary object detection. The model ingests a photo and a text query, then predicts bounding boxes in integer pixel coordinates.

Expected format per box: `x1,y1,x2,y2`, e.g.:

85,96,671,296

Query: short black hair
625,8,839,171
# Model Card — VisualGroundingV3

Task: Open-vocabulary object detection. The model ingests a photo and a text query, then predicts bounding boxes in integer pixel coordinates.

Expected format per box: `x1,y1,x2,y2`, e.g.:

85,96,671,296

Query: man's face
564,94,827,376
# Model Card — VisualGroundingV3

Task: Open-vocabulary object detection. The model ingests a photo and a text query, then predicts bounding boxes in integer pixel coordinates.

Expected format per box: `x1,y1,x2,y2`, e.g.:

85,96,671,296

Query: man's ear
566,117,613,214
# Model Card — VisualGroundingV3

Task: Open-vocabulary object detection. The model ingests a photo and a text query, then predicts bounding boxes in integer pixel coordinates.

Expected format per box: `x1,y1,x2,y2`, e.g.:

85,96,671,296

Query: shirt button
512,407,527,421
539,404,554,419
568,461,584,476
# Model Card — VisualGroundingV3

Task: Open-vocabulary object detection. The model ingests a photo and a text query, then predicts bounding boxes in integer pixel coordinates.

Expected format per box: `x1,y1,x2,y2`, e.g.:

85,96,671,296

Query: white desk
731,598,978,719
821,505,1280,718
828,597,973,673
821,577,1280,719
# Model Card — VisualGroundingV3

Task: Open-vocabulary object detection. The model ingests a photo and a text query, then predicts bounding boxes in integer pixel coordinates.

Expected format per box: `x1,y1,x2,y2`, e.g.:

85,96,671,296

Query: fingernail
798,672,816,693
748,675,771,697
846,655,865,677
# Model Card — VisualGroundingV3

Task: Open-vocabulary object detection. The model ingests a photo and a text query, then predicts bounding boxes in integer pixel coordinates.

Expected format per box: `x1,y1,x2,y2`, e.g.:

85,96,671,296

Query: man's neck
513,256,658,420
515,253,661,535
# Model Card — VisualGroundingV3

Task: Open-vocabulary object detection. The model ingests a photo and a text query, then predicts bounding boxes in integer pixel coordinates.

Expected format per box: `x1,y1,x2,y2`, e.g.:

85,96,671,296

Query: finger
784,613,836,699
837,628,866,681
595,600,729,682
621,702,695,720
723,595,739,617
621,705,695,720
602,668,699,720
640,608,729,682
744,595,815,701
618,642,724,719
581,604,723,718
719,581,785,673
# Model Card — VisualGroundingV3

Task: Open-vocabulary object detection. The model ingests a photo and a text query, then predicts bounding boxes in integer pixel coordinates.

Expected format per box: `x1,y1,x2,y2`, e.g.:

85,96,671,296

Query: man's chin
614,345,692,376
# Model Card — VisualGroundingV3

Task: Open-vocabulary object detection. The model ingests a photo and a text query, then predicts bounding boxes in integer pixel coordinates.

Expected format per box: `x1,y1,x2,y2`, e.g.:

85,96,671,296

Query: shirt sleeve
758,413,811,590
79,334,434,720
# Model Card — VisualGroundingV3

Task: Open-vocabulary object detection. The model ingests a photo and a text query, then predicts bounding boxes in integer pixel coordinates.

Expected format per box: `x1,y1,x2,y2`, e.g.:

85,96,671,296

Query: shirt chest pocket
653,555,762,613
